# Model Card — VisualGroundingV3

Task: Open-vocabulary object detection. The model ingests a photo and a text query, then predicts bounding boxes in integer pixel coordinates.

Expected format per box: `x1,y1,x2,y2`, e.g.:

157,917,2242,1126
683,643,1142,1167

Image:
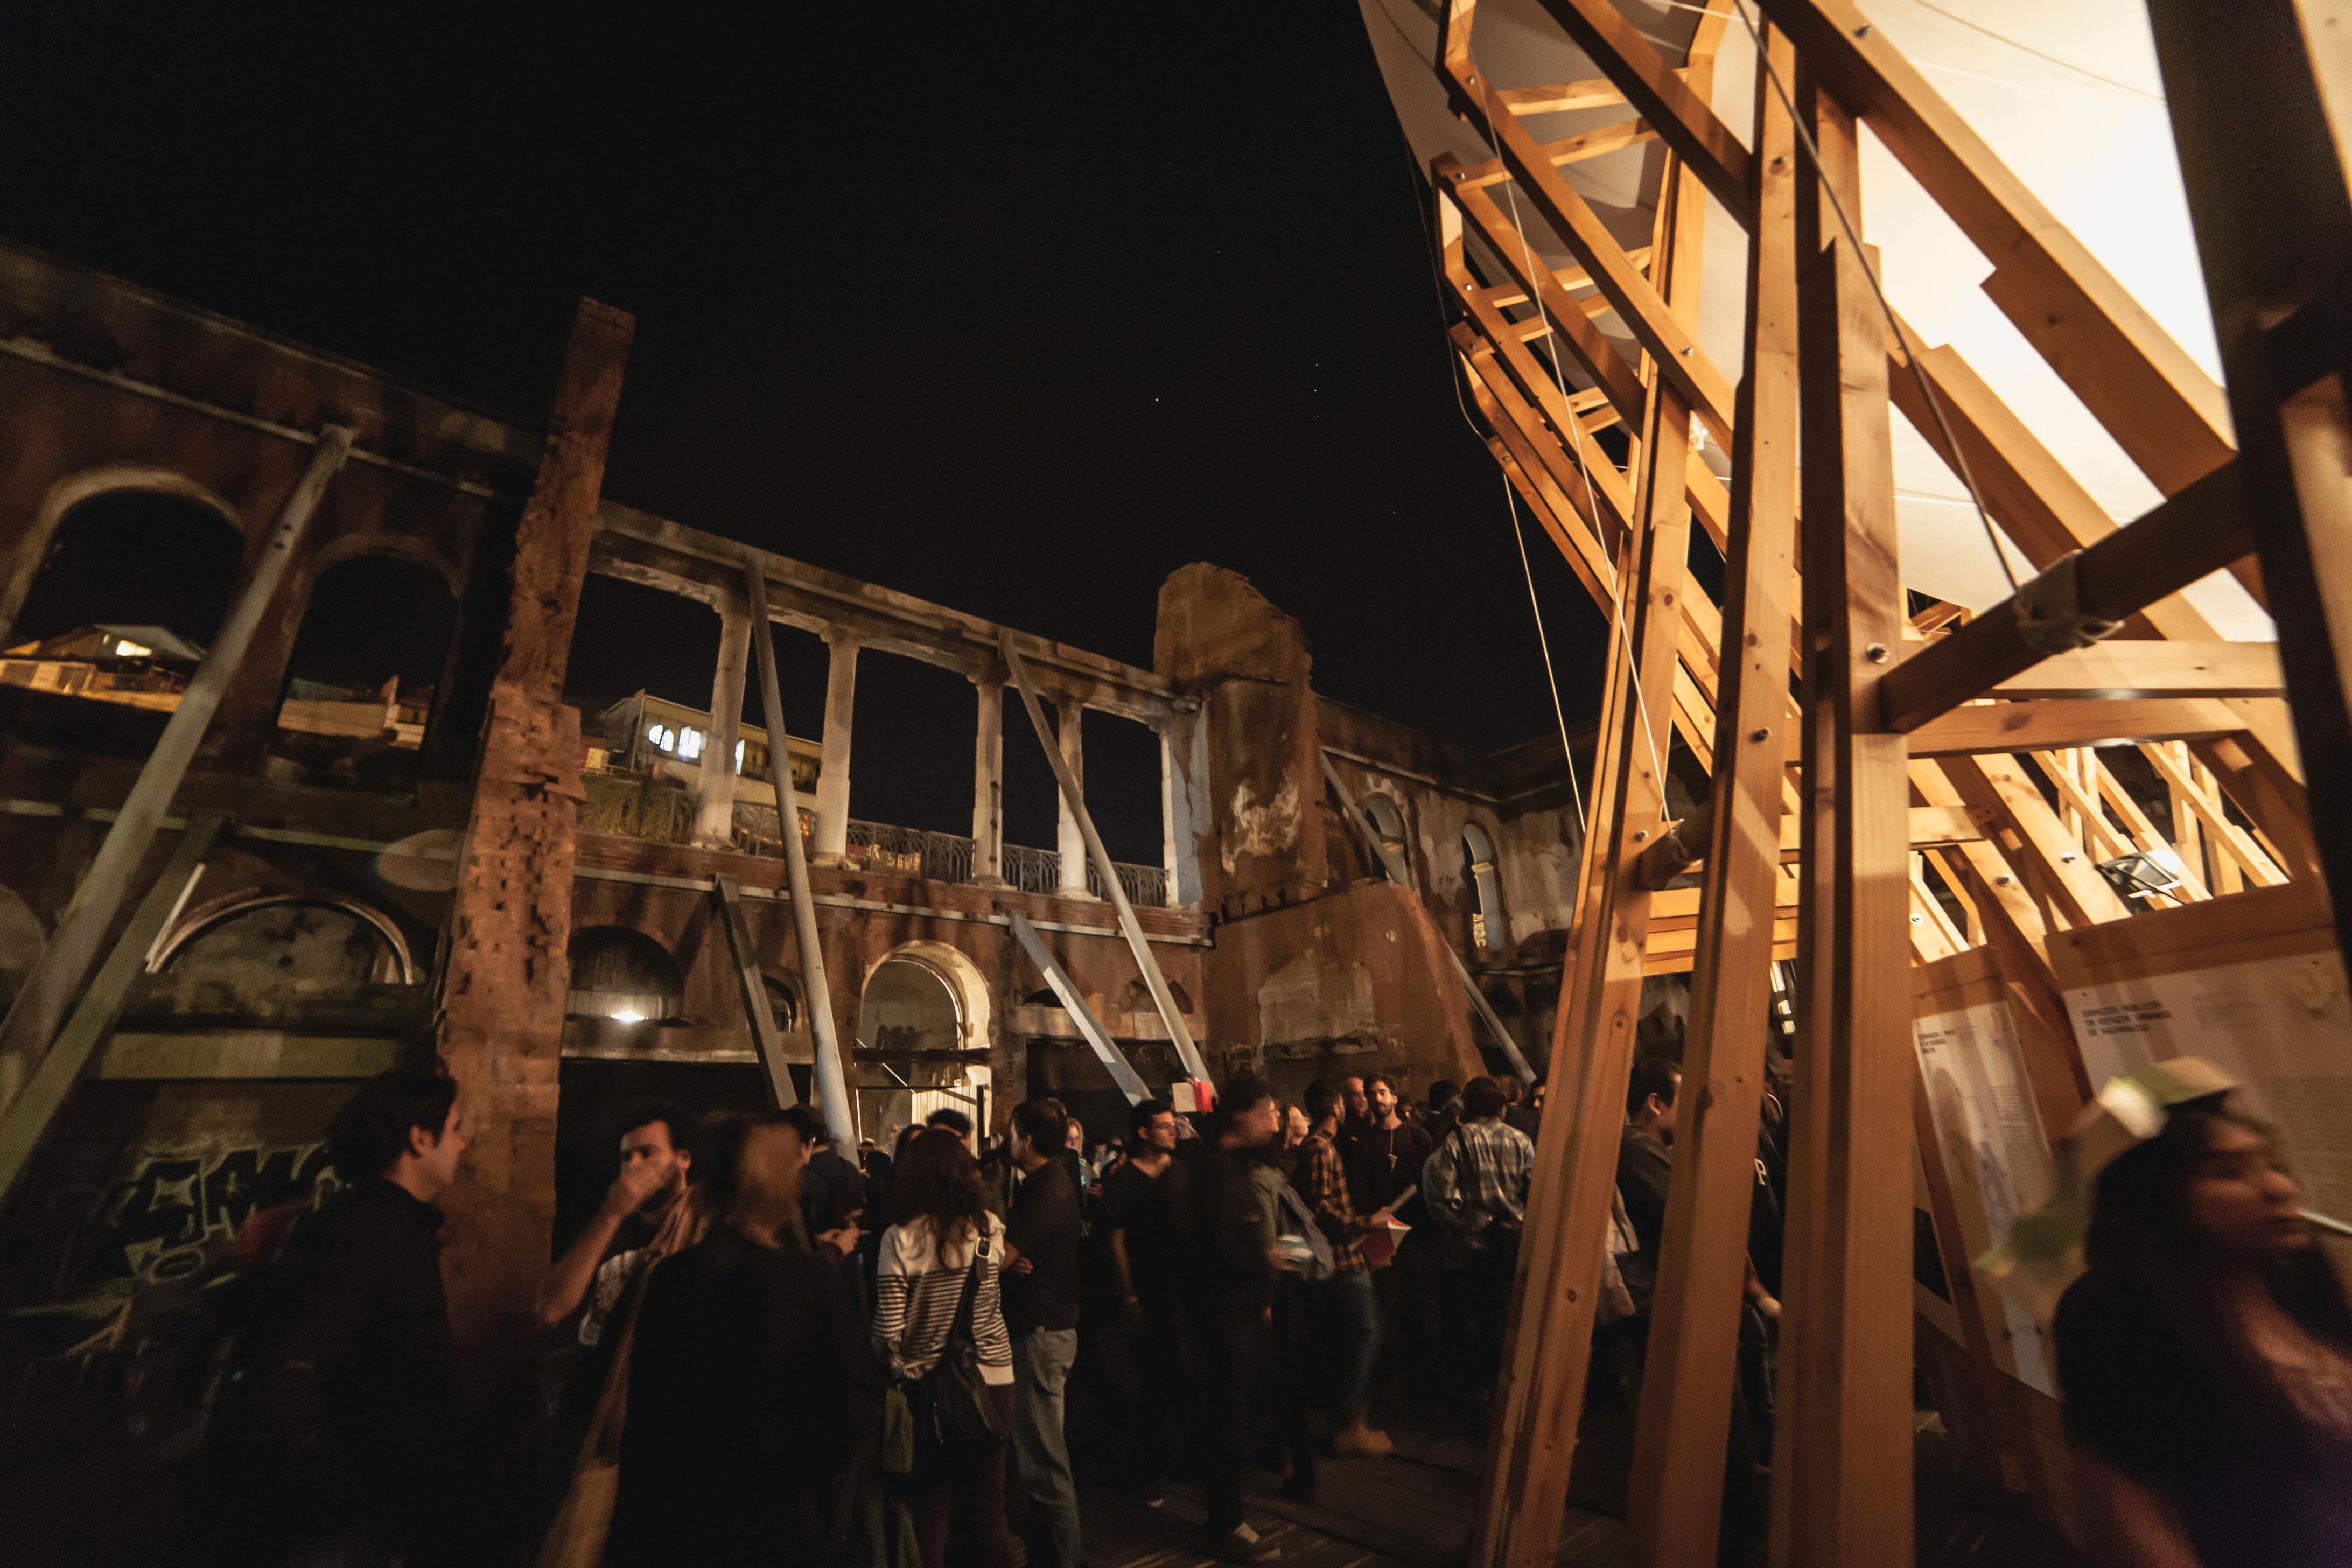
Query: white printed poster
1913,999,2060,1395
2063,949,2352,1226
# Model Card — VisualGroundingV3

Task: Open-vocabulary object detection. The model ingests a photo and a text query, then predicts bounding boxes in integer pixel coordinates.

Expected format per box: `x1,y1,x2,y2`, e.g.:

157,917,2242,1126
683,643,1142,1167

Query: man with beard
539,1102,697,1447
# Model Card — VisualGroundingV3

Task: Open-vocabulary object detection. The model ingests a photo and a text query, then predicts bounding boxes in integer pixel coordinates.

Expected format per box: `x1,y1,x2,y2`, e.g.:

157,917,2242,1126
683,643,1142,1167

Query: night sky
0,2,1607,860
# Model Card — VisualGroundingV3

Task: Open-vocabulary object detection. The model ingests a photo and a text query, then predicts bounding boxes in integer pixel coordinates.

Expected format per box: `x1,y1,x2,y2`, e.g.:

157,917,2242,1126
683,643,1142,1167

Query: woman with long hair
608,1113,877,1565
876,1126,1018,1568
2055,1106,2352,1566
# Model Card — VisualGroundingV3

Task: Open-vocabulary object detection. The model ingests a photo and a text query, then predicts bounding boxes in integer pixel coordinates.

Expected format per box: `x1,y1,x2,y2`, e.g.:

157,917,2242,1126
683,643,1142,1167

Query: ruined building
0,239,1623,1432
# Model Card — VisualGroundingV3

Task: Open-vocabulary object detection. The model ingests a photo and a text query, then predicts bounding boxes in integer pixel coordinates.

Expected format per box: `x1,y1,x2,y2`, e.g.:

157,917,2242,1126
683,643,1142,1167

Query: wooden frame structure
1371,2,2352,1564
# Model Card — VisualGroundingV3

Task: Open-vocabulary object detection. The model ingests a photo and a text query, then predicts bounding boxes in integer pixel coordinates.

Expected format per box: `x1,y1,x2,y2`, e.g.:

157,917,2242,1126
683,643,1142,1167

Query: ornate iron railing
590,769,1169,905
1001,842,1061,897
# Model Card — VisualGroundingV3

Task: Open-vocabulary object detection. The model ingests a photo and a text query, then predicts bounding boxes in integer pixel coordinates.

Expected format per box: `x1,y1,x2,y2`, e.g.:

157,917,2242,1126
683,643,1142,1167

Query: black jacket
209,1177,465,1556
609,1229,879,1564
1005,1157,1083,1334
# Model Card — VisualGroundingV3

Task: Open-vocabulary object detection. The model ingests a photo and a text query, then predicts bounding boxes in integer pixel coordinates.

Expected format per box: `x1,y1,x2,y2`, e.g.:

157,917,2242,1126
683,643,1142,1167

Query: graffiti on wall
99,1140,337,1284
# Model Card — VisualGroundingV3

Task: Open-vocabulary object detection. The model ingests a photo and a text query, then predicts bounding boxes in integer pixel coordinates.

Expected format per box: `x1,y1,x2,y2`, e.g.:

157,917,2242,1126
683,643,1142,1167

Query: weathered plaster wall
1202,879,1484,1103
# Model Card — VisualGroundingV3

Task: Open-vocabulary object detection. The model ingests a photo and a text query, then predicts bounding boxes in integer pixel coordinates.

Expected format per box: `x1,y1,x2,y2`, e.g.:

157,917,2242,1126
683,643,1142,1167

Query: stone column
435,298,632,1426
971,677,1005,884
1054,697,1091,898
813,628,859,865
1158,724,1180,908
691,596,752,846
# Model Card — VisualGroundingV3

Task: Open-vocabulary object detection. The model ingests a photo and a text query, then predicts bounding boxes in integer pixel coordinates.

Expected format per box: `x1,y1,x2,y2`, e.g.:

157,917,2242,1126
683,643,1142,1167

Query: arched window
1361,793,1413,886
271,555,456,787
158,897,413,988
1462,823,1506,951
3,491,244,757
566,926,685,1024
764,974,801,1033
858,953,964,1054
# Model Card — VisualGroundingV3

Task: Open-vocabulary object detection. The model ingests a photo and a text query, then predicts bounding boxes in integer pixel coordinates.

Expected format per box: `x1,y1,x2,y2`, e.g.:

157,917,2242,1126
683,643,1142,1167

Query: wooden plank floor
1079,1408,2079,1568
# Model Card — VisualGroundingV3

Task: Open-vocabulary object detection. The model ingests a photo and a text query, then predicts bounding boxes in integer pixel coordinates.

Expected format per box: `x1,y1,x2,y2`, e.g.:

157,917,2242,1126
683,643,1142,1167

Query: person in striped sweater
876,1127,1018,1568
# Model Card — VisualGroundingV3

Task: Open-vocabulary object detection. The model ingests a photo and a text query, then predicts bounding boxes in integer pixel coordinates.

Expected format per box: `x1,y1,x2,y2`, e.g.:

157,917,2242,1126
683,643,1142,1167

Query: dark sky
0,2,1607,860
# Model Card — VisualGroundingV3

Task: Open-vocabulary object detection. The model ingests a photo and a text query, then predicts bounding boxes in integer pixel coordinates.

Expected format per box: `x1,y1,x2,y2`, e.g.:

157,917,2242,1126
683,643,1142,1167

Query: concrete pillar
1055,697,1091,898
971,678,1005,884
813,628,859,865
692,598,752,846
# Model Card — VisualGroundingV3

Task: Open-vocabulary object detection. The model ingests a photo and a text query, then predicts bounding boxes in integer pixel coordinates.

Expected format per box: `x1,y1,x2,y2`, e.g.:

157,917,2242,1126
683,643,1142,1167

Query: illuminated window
114,638,151,659
679,726,704,760
647,722,674,752
734,739,746,774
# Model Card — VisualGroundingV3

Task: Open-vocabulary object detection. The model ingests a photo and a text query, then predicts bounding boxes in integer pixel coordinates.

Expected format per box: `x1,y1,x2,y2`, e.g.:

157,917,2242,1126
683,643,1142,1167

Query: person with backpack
1422,1076,1534,1396
874,1126,1018,1568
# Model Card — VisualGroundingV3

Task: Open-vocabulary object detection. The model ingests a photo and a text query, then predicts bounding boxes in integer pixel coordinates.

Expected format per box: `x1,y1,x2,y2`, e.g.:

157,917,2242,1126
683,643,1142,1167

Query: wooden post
1626,24,1801,1564
1475,385,1695,1568
435,299,632,1406
1777,229,1915,1567
0,430,351,1107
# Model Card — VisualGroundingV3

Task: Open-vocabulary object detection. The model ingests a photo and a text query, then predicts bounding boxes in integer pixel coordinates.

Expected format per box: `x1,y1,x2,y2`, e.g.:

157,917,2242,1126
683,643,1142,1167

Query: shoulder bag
920,1224,1005,1447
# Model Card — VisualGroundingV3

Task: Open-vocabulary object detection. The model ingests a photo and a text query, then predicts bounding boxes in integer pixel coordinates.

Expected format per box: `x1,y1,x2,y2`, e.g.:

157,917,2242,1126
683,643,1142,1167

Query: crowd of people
184,1051,2352,1568
192,1066,1560,1567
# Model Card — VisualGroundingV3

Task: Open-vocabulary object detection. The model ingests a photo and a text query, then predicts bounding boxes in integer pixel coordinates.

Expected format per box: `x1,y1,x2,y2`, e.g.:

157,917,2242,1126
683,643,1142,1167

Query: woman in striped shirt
876,1127,1018,1568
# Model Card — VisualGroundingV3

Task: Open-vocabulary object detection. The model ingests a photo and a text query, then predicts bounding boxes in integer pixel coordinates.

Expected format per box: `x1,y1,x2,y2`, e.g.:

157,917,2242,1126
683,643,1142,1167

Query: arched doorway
565,925,685,1025
855,943,993,1145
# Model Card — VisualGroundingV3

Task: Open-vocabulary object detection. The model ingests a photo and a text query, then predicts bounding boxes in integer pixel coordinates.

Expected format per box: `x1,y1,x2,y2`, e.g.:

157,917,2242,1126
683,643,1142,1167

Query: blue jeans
1012,1330,1081,1568
1313,1269,1383,1427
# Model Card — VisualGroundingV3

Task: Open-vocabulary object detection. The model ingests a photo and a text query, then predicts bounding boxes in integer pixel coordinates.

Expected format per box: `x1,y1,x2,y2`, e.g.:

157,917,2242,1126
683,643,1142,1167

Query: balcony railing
609,781,1173,906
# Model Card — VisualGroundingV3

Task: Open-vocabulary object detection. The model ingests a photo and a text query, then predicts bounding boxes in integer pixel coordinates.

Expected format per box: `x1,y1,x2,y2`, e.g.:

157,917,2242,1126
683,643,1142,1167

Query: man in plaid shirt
1297,1080,1396,1457
1423,1076,1534,1392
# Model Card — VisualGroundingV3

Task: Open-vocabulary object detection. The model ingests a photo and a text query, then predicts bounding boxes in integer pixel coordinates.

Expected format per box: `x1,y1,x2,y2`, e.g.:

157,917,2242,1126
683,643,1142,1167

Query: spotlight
2097,851,2182,901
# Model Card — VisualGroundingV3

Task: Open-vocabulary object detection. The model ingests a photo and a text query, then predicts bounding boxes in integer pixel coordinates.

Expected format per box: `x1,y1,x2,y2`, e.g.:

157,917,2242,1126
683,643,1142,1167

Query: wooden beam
1625,30,1798,1560
1496,76,1627,114
1436,5,1738,448
1477,381,1698,1568
1531,0,1754,226
1481,246,1653,310
1941,755,2134,928
1753,0,2236,506
1904,699,2244,757
2143,0,2352,950
1876,461,2250,731
1446,179,1650,433
1987,641,2283,701
1779,227,1915,1565
1448,116,1661,191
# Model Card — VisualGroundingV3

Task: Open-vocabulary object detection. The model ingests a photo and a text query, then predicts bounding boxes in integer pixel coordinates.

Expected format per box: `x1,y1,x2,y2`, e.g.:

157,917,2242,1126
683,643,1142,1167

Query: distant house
0,624,206,712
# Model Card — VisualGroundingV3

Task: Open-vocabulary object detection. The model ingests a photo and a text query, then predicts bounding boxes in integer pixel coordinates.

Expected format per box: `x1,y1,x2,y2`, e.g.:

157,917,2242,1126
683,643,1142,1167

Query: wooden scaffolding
1374,2,2352,1564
